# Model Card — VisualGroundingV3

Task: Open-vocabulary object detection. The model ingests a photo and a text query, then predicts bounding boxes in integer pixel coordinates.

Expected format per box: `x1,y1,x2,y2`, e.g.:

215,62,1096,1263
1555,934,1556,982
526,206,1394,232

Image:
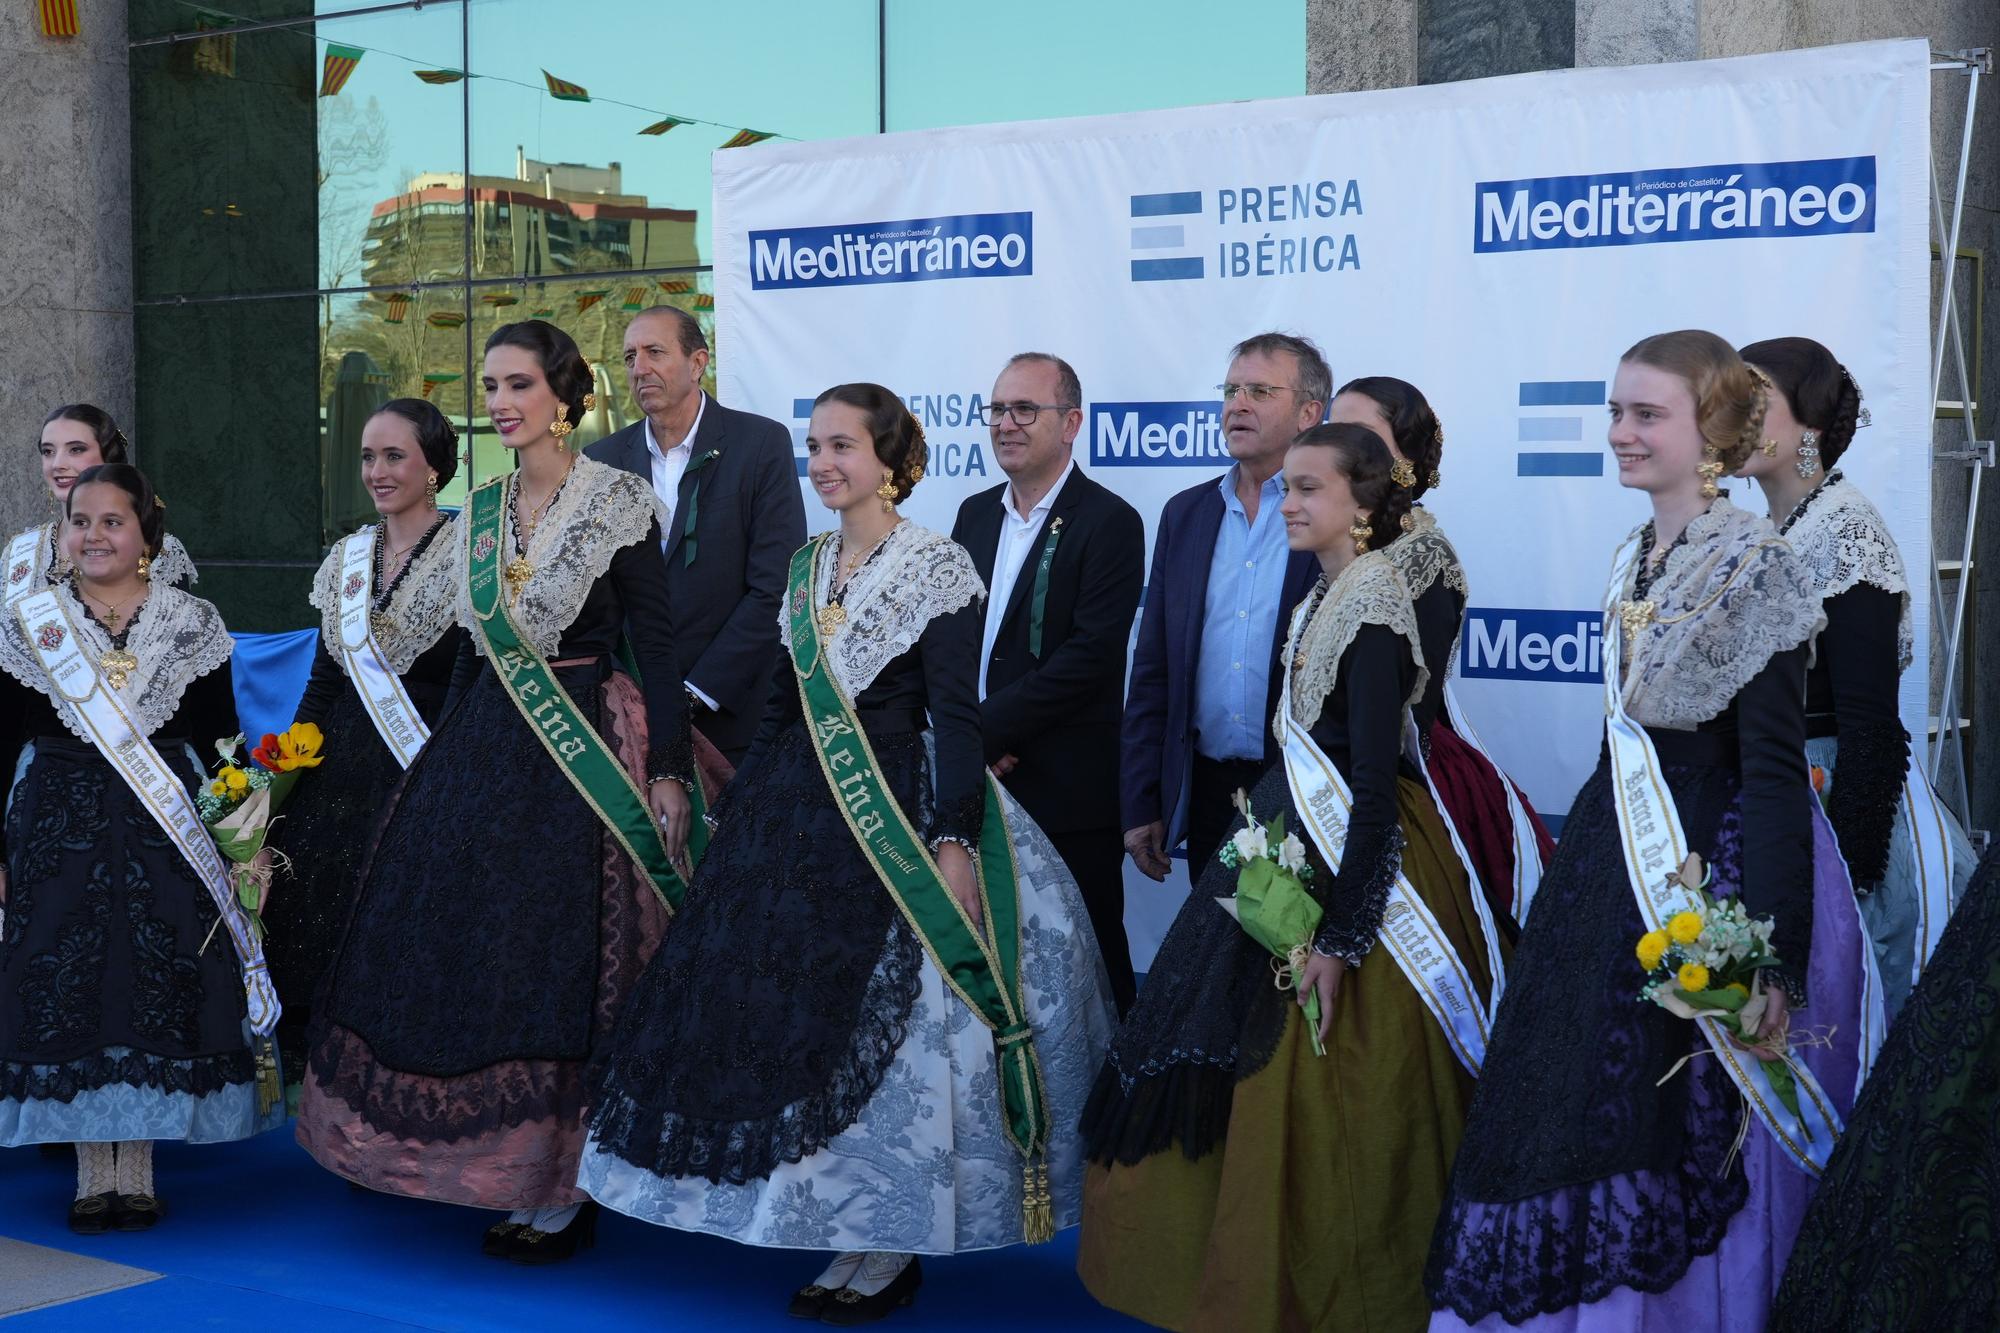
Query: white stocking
74,1143,115,1200
844,1252,913,1298
114,1140,154,1196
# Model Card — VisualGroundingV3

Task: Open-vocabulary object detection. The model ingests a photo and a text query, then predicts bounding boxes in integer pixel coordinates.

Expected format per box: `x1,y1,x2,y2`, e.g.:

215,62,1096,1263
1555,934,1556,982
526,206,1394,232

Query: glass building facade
130,0,1303,627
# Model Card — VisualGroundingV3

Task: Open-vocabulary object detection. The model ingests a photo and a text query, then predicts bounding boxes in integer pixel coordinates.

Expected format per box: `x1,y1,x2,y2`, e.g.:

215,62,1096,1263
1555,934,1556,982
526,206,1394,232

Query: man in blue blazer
1121,332,1327,882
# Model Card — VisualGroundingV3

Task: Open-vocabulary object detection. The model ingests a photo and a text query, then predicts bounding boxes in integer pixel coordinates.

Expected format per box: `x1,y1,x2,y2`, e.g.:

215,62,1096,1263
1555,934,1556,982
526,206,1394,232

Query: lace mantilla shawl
11,523,197,589
777,523,985,697
309,518,461,675
1278,549,1427,737
1784,475,1913,672
1386,507,1469,605
0,581,232,743
456,457,666,659
1617,498,1825,731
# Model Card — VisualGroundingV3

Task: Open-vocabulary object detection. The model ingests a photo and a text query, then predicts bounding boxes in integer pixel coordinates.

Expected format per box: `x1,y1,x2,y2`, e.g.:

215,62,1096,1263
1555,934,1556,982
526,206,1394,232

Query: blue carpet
0,1130,1139,1330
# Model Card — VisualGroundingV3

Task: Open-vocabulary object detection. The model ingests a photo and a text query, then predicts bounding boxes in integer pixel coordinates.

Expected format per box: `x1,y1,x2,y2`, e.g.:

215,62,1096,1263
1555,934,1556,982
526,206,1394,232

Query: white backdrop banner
714,39,1933,965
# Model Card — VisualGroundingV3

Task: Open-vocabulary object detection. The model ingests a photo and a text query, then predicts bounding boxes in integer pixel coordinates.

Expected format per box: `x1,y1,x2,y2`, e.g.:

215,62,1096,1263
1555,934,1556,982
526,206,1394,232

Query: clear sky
307,0,1305,278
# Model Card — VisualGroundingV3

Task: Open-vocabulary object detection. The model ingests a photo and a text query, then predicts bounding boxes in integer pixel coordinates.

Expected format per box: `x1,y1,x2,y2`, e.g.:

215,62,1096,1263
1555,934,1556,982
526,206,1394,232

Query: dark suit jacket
1119,475,1319,847
586,393,806,760
952,468,1144,837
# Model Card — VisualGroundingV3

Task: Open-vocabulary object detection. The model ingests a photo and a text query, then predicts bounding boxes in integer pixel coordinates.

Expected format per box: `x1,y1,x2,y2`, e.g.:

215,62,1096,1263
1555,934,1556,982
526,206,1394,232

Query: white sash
1902,756,1958,986
335,531,431,768
1601,535,1839,1174
1403,710,1508,1019
1279,673,1491,1075
14,588,280,1037
4,527,47,609
1443,678,1548,922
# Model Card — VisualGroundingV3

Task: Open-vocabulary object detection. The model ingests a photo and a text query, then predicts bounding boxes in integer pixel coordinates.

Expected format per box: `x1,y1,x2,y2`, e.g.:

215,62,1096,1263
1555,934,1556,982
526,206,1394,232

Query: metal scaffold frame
1927,47,1992,841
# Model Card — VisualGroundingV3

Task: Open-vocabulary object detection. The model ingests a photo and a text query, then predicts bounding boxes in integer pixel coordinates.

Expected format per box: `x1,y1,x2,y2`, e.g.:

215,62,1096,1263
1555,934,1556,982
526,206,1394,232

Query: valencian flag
638,117,689,136
319,44,364,97
426,311,466,330
621,286,649,312
575,289,611,313
693,294,715,311
658,278,693,295
38,0,79,38
191,9,236,78
382,293,412,324
480,292,520,307
420,372,462,400
414,69,465,84
719,129,776,148
543,69,590,102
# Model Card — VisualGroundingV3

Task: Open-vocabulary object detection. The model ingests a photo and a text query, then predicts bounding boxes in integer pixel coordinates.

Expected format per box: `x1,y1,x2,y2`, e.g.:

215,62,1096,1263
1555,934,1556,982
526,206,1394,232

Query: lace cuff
1310,825,1403,966
1825,720,1907,892
929,834,979,858
930,791,984,851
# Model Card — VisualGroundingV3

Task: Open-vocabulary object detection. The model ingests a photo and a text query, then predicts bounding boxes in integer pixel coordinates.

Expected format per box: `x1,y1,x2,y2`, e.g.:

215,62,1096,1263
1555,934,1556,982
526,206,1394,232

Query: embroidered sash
465,477,689,912
1902,757,1958,987
786,537,1054,1239
1601,534,1842,1173
14,587,280,1037
1442,678,1548,921
1401,708,1509,1020
4,526,49,609
334,530,430,768
1279,669,1491,1075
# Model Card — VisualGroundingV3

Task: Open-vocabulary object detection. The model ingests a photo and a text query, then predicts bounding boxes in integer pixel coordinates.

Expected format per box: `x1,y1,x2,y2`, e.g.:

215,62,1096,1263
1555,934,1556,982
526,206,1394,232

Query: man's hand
1124,821,1171,882
990,753,1019,778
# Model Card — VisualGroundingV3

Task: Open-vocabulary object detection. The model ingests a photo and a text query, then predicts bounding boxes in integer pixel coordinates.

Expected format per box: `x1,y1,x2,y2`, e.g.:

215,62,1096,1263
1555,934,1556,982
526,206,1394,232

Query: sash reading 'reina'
786,537,1055,1242
465,477,690,911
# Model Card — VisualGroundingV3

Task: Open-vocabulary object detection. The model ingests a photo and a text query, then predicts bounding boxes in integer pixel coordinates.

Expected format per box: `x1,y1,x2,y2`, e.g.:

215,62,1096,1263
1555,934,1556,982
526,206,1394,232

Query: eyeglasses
977,401,1072,426
1216,382,1306,403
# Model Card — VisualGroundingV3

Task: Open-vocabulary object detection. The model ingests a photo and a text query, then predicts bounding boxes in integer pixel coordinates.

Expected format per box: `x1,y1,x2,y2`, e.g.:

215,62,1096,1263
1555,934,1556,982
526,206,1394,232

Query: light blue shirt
1192,465,1289,761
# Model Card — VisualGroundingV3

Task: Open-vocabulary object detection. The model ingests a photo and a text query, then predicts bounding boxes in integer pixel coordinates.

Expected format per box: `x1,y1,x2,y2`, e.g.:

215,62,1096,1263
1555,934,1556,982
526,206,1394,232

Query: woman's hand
1299,951,1347,1045
936,841,982,930
1751,986,1791,1061
649,779,692,876
249,847,274,913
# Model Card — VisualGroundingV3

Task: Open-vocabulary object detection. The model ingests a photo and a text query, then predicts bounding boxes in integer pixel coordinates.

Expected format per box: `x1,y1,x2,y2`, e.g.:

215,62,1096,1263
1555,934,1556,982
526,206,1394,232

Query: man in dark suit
586,306,806,779
1121,332,1327,884
953,353,1144,1013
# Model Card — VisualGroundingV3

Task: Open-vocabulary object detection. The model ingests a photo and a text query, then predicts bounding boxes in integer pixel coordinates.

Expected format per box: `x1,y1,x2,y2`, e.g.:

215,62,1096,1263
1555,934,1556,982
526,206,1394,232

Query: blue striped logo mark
1516,380,1604,477
791,397,815,476
1130,191,1204,281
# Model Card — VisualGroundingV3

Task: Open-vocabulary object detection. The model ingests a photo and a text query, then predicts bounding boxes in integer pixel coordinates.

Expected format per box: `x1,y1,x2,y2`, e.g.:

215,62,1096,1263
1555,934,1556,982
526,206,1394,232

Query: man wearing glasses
952,352,1145,1013
1121,332,1328,883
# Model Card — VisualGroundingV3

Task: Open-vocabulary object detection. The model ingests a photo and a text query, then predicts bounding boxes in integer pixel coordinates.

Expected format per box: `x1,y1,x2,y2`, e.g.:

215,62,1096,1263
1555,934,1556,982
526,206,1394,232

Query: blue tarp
230,629,318,744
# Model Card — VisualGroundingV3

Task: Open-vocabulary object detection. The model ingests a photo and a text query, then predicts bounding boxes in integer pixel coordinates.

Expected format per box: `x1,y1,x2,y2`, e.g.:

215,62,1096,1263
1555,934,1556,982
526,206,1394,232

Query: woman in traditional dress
264,399,465,1085
7,405,196,600
1330,377,1555,924
579,383,1114,1324
0,464,280,1232
297,320,692,1262
1077,422,1503,1332
1769,843,2000,1331
1425,330,1870,1330
1734,336,1974,1022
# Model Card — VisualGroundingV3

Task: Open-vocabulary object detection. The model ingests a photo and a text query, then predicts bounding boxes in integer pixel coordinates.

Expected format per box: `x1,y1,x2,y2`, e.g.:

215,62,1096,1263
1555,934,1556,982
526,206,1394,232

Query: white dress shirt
644,395,718,711
978,460,1075,700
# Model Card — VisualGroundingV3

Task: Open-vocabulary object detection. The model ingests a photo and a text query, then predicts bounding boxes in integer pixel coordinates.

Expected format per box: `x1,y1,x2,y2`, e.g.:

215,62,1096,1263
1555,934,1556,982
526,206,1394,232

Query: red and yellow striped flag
426,311,466,329
37,0,79,38
414,69,465,85
620,285,649,312
319,44,363,97
693,294,715,311
421,372,462,400
638,117,689,136
719,129,776,149
480,292,520,307
575,289,611,313
657,278,693,295
543,70,589,103
191,9,236,78
382,293,411,323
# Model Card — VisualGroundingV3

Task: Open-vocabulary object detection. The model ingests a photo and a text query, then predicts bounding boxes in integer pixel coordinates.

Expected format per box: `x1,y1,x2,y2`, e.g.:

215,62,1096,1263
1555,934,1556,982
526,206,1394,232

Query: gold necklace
817,524,898,638
73,580,143,688
503,459,575,606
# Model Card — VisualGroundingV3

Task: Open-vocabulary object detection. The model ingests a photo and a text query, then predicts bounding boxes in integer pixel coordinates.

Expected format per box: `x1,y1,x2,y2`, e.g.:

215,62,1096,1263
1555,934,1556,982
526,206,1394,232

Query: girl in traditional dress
1734,336,1975,1021
579,383,1114,1324
297,321,692,1263
1077,422,1503,1332
1330,377,1555,924
0,464,279,1232
7,405,196,600
264,399,465,1086
1426,330,1870,1331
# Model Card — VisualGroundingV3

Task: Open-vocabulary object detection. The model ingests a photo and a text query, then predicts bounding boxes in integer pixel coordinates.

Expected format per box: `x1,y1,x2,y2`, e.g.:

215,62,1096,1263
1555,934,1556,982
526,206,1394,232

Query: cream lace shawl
0,580,232,743
1277,548,1428,738
1616,498,1825,730
1783,474,1913,671
777,522,985,697
11,522,197,589
308,517,462,676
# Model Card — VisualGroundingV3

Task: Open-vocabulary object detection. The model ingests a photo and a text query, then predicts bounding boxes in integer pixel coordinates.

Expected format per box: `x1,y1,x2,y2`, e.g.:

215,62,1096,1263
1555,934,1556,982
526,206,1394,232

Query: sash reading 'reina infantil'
786,537,1055,1242
465,477,690,911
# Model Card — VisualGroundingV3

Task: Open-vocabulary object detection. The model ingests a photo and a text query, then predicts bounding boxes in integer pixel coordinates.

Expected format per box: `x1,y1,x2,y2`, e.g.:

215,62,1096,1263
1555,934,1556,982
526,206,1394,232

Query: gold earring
1400,512,1415,533
1428,467,1441,489
1390,458,1417,488
1349,520,1373,554
1696,444,1725,500
136,553,152,582
1760,438,1779,458
877,473,898,513
581,362,597,413
550,401,574,441
425,473,439,509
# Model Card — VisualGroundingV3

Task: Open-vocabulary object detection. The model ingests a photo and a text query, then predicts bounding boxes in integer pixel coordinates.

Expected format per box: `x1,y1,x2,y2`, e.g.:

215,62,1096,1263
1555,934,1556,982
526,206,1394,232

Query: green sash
787,536,1054,1241
466,476,692,912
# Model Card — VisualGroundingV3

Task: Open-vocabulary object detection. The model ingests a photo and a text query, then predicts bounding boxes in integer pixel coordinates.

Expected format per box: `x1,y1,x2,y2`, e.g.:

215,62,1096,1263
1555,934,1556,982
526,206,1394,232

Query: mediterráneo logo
1474,157,1875,254
1459,608,1602,683
750,212,1032,290
1089,401,1227,467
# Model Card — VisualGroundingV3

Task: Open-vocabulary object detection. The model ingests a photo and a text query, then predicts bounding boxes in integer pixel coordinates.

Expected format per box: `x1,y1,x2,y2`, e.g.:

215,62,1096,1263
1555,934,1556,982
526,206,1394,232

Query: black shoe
789,1282,839,1319
113,1194,164,1231
67,1192,117,1235
482,1220,525,1257
506,1201,598,1266
819,1257,922,1325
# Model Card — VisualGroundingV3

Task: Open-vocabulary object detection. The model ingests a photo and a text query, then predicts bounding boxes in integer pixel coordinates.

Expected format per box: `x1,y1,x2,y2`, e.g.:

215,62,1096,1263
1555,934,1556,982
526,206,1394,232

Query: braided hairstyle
1621,329,1768,474
66,463,167,557
1334,375,1442,502
1290,422,1413,538
812,382,929,501
41,403,131,464
484,320,593,428
1738,337,1865,468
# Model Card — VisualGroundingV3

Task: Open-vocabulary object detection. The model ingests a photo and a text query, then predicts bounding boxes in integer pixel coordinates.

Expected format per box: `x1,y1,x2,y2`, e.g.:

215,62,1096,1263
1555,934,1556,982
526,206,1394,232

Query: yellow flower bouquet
194,723,326,937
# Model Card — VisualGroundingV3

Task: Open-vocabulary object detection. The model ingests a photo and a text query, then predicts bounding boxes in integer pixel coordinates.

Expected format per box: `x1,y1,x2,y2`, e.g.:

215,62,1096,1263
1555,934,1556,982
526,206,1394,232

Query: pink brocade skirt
1427,719,1556,920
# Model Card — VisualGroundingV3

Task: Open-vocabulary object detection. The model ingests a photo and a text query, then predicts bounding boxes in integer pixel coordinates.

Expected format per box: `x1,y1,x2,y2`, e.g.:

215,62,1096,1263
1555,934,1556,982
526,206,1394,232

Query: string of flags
320,44,364,98
420,372,462,399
